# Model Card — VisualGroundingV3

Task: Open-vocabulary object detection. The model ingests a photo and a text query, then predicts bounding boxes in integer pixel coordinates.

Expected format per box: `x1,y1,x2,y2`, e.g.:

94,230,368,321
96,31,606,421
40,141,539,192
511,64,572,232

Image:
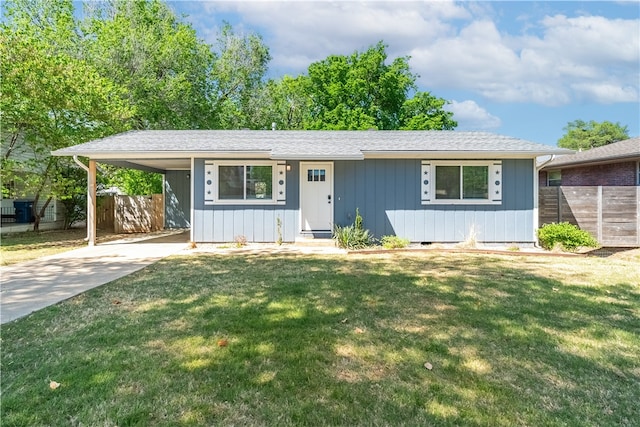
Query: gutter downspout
536,154,556,172
73,156,96,246
533,155,556,247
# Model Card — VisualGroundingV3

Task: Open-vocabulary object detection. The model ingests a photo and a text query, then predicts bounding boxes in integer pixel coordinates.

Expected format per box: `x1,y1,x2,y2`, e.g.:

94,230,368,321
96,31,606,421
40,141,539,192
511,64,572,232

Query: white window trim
204,160,286,205
421,160,502,205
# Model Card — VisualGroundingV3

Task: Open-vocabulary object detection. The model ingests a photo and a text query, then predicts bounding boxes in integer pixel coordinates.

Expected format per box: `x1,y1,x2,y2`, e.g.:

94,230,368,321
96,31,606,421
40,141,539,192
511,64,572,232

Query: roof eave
271,154,365,161
51,150,273,160
362,150,566,159
542,153,640,170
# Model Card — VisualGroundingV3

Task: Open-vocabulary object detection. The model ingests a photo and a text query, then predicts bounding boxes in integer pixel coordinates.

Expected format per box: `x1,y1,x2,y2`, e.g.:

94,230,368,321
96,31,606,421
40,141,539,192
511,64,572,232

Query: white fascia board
362,151,555,159
52,151,272,159
270,154,364,161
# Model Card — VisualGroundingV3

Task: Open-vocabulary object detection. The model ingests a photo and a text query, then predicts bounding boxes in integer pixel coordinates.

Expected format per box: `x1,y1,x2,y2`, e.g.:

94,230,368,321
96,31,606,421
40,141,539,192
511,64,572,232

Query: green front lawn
0,229,168,265
0,229,89,265
2,251,639,426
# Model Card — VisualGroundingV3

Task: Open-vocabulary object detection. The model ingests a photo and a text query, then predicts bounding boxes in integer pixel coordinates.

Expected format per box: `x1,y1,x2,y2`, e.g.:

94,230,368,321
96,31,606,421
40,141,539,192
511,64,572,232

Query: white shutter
489,162,502,204
276,162,287,202
204,162,215,204
421,162,432,204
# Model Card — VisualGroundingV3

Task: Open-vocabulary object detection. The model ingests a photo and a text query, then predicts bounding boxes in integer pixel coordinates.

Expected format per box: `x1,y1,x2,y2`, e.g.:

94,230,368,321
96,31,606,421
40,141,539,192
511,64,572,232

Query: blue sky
168,1,640,146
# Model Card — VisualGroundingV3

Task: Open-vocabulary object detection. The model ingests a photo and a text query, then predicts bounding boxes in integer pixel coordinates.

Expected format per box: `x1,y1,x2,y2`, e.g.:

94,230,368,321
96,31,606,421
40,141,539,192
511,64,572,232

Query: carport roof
52,130,571,171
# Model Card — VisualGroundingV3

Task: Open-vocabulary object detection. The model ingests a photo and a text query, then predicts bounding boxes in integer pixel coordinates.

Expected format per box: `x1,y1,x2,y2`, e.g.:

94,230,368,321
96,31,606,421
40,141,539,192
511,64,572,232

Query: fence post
637,186,640,246
557,185,562,223
597,186,602,243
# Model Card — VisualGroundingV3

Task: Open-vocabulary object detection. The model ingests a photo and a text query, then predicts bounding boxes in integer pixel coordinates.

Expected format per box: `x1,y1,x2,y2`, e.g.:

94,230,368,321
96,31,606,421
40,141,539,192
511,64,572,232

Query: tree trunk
3,129,22,161
33,196,53,232
31,159,54,232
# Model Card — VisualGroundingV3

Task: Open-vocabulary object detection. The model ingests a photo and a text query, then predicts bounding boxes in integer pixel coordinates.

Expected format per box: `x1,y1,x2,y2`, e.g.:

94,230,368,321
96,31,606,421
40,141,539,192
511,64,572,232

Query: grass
0,229,162,265
0,228,89,265
1,250,639,426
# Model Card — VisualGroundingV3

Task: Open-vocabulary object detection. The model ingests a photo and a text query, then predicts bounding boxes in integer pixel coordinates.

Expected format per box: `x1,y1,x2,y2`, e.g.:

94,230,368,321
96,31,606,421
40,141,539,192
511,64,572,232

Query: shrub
380,235,410,249
333,208,375,249
537,222,599,251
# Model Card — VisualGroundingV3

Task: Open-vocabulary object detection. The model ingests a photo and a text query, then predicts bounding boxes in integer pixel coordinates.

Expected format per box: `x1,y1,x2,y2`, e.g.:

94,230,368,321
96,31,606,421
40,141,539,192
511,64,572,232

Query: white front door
300,162,333,231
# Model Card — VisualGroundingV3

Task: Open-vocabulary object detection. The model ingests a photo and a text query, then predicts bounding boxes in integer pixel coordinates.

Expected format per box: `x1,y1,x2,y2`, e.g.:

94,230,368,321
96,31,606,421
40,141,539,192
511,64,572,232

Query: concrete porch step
294,236,336,247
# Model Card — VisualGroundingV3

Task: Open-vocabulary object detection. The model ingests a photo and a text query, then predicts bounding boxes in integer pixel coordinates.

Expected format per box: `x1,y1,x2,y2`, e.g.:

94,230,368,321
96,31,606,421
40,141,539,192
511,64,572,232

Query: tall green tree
305,42,415,130
262,42,456,131
81,0,214,130
1,0,133,230
251,76,311,130
82,5,271,192
558,120,629,151
399,91,457,130
211,23,271,129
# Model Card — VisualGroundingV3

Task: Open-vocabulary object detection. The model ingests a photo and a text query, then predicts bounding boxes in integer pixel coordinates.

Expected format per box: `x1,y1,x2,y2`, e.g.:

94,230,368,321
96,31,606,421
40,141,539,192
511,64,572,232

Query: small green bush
380,235,410,249
537,222,599,251
333,208,375,249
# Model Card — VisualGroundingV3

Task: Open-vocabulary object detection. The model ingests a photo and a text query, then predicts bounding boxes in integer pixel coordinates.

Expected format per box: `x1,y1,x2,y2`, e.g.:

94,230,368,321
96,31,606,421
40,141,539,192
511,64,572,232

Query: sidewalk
0,231,189,324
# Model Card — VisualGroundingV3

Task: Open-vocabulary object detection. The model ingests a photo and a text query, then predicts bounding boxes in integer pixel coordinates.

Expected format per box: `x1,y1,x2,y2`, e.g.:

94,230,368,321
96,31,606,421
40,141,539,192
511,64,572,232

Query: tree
262,42,456,131
1,0,133,230
399,91,456,130
82,6,270,191
81,0,215,130
210,23,271,129
251,76,311,130
558,120,629,151
305,42,415,130
106,168,163,195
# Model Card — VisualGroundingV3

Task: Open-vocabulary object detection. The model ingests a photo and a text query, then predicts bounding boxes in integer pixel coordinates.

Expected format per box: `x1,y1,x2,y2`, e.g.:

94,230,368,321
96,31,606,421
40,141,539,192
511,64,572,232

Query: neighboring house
52,130,569,245
539,137,640,187
1,139,63,229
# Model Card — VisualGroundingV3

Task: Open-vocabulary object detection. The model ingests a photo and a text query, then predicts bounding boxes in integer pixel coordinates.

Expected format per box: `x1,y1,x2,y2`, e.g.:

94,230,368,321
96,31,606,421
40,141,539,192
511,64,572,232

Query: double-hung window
204,161,286,205
421,161,502,205
547,170,561,186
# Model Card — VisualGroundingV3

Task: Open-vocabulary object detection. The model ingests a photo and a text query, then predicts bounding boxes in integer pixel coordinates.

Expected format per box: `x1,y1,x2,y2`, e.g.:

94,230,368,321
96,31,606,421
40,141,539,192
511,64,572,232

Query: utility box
13,200,34,223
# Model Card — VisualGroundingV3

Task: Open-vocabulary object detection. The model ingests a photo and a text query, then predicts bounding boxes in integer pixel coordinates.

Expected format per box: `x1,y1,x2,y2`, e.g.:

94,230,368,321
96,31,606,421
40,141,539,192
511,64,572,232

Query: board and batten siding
192,159,300,242
164,170,191,229
333,159,535,243
192,158,535,243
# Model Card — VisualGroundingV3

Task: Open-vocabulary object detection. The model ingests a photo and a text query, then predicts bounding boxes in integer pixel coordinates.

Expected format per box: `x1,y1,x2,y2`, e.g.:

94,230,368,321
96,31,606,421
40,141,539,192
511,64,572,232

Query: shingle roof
52,130,570,160
542,137,640,169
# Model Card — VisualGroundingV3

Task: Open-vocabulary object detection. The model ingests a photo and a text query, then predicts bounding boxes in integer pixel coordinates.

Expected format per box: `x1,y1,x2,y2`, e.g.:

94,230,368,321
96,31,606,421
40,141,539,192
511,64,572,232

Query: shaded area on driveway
0,231,189,324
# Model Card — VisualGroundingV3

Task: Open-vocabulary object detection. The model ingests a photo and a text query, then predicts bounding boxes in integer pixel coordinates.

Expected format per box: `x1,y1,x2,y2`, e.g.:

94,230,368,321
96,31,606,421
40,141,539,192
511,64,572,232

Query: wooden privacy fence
539,186,640,247
97,194,164,233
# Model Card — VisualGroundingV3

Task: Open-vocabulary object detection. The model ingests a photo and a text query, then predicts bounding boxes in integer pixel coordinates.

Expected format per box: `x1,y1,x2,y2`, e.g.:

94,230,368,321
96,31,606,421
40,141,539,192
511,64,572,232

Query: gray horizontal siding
334,159,535,243
193,159,299,242
165,170,191,229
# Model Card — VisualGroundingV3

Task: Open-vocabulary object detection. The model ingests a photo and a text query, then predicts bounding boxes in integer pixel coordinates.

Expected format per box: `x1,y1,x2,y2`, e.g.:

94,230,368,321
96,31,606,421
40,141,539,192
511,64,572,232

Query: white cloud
209,1,469,74
412,12,639,105
445,100,501,130
570,83,639,104
180,1,639,106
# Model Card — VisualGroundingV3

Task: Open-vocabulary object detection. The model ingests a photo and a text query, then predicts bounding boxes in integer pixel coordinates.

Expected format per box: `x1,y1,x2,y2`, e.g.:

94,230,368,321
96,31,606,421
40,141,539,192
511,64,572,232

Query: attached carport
54,145,192,246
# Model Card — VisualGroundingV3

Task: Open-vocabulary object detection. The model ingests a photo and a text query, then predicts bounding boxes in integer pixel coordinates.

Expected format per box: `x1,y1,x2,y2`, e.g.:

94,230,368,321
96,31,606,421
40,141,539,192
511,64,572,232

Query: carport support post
88,160,97,246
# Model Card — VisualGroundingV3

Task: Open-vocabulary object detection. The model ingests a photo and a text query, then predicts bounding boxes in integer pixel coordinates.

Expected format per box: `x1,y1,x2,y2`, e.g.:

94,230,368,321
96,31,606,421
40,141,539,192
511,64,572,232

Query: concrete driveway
0,231,189,324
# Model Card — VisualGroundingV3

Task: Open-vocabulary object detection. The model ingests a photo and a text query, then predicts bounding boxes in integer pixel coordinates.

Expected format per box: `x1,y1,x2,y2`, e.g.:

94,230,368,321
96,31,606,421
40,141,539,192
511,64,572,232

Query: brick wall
561,161,637,186
539,171,548,187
